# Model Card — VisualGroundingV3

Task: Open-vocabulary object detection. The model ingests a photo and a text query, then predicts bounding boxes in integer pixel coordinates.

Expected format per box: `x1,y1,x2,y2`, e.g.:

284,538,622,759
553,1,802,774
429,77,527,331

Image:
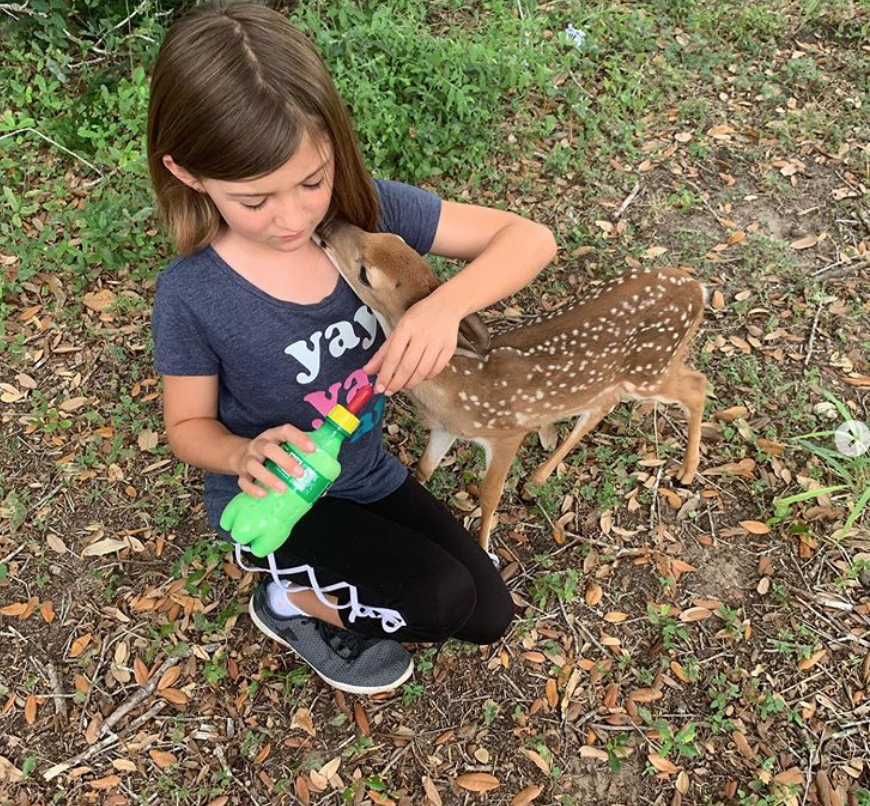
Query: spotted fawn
324,222,708,552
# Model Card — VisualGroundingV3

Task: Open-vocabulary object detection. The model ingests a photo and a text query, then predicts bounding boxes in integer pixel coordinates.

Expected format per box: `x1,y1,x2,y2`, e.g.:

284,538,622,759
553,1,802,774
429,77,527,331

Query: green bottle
220,384,373,557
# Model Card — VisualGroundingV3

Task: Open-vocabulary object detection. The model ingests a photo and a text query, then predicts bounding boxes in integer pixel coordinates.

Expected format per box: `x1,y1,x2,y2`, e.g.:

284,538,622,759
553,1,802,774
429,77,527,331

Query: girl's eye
241,200,266,211
303,179,324,191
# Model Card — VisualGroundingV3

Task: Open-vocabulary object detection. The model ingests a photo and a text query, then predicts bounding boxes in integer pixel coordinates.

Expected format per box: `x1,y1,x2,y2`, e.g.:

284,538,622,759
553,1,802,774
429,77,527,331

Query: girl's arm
163,375,313,496
364,201,556,395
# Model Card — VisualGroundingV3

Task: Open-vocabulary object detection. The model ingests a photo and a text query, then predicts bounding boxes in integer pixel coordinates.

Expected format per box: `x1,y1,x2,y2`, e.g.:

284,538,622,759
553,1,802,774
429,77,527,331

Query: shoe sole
248,597,414,695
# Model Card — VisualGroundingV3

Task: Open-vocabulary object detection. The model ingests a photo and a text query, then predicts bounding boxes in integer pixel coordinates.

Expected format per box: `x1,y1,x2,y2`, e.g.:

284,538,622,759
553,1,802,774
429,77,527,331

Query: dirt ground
2,7,870,806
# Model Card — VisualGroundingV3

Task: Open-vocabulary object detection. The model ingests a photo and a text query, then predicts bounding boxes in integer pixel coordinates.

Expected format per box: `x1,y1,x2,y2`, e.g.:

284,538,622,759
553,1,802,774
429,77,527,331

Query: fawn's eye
359,263,371,287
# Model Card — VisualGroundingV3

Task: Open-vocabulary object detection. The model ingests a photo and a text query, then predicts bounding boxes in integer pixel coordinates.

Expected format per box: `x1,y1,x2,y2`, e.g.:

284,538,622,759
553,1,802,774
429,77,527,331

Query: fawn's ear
456,312,491,357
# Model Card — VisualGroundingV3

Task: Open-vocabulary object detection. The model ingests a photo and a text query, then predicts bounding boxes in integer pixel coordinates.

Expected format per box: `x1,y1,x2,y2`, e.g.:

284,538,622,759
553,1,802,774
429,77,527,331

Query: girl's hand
234,424,315,497
363,295,462,395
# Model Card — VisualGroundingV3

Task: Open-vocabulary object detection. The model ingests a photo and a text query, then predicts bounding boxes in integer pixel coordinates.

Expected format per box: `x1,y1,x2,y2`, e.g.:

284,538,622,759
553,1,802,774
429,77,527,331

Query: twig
0,2,35,17
0,544,26,565
46,660,68,722
614,182,642,219
804,300,824,367
214,745,263,806
649,462,664,532
0,127,102,176
812,254,869,277
43,700,167,780
99,642,222,737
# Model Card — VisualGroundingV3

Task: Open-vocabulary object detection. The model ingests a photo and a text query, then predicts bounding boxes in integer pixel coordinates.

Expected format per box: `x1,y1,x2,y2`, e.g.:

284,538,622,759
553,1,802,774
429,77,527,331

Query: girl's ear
162,154,204,192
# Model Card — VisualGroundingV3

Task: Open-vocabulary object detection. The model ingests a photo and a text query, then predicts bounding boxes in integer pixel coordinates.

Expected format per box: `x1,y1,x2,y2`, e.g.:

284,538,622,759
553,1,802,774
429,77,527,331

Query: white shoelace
233,543,406,634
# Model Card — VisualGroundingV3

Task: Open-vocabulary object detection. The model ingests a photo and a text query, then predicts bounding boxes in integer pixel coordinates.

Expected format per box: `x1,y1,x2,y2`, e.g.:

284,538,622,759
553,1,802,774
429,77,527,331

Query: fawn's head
323,220,490,355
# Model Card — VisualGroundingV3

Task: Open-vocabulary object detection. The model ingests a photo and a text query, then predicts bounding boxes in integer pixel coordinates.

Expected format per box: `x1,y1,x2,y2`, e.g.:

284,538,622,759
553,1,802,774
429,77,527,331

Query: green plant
708,672,740,734
530,569,580,608
402,682,425,706
646,603,689,649
605,732,631,772
769,388,870,537
639,709,699,764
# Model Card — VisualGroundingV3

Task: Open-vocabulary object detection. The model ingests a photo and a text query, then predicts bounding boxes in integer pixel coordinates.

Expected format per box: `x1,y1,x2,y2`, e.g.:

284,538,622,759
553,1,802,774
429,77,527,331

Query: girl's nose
273,200,306,232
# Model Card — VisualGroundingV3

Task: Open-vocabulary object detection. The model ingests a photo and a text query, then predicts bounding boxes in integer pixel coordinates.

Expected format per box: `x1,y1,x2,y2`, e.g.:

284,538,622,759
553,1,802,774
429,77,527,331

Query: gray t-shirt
152,179,441,532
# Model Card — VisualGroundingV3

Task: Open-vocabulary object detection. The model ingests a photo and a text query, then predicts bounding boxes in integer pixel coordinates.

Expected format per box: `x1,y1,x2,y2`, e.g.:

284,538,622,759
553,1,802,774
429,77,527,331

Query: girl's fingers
278,426,314,452
404,348,439,390
248,459,291,494
238,476,268,498
262,442,303,481
362,345,384,376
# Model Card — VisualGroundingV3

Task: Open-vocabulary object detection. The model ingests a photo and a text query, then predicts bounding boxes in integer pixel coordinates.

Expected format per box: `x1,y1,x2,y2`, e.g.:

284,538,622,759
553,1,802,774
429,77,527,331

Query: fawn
323,222,708,552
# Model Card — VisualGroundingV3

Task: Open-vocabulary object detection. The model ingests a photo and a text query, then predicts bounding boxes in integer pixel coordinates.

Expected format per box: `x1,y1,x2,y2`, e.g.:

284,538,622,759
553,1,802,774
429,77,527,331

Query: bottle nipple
346,384,373,414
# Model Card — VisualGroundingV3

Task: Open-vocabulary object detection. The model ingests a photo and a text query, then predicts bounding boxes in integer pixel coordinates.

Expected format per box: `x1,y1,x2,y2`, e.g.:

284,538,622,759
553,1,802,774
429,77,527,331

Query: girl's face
167,130,335,255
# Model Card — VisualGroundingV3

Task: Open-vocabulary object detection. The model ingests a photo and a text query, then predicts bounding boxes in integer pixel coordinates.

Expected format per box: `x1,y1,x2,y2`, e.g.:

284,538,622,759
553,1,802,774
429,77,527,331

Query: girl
148,1,557,695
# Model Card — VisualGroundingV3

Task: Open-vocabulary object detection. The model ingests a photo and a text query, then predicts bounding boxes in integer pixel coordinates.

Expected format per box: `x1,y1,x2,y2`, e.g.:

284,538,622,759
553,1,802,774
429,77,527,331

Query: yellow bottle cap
327,404,359,435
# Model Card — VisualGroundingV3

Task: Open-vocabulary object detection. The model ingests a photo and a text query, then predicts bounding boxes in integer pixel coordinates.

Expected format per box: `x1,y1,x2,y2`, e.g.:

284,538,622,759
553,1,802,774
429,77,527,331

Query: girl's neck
211,229,338,304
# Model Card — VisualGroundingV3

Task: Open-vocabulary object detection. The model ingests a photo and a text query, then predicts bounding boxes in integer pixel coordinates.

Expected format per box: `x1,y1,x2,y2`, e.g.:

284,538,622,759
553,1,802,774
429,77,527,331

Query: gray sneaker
248,581,413,695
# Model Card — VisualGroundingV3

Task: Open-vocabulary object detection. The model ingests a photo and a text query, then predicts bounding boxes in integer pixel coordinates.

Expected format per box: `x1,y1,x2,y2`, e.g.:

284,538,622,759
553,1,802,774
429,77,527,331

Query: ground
1,2,869,806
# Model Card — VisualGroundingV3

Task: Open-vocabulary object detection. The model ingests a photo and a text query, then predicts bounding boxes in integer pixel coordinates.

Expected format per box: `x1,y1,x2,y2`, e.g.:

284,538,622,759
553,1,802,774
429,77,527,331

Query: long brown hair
147,1,379,254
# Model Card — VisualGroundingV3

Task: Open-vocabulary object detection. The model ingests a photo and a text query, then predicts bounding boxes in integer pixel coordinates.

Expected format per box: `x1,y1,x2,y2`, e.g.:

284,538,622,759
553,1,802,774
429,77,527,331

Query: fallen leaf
205,798,229,806
423,776,443,806
112,759,138,773
545,678,558,708
648,754,678,774
740,520,771,535
138,429,159,451
70,633,93,658
713,406,749,422
291,706,316,737
522,748,551,775
354,702,370,736
676,770,690,794
790,234,819,250
58,396,89,412
797,648,827,671
296,774,311,805
733,731,754,759
0,755,23,783
46,533,68,553
585,583,603,606
511,784,543,806
134,657,150,686
319,756,340,781
41,600,56,623
603,611,630,623
679,607,712,622
774,767,804,786
157,666,181,691
579,746,610,761
455,772,500,792
83,289,116,312
149,750,177,769
24,694,38,725
0,602,28,617
89,774,122,790
159,688,189,706
628,688,663,703
81,538,127,557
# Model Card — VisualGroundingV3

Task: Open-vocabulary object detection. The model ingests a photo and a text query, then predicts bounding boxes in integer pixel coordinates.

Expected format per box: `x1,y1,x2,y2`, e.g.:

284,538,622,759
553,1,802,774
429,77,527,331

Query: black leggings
240,473,515,645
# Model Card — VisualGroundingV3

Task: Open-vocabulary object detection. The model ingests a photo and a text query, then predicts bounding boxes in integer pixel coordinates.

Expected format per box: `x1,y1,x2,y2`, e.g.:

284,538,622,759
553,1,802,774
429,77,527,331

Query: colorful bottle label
265,457,333,505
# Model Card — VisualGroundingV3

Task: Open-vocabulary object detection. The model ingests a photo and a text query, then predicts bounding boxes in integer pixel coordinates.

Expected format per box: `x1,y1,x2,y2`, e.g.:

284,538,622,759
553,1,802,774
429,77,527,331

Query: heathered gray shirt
152,179,442,533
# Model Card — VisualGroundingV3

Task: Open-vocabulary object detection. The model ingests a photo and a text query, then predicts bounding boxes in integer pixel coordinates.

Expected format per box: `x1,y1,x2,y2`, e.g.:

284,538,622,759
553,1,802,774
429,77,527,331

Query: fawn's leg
656,367,707,484
417,429,457,482
528,400,614,487
675,369,707,483
476,433,526,552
